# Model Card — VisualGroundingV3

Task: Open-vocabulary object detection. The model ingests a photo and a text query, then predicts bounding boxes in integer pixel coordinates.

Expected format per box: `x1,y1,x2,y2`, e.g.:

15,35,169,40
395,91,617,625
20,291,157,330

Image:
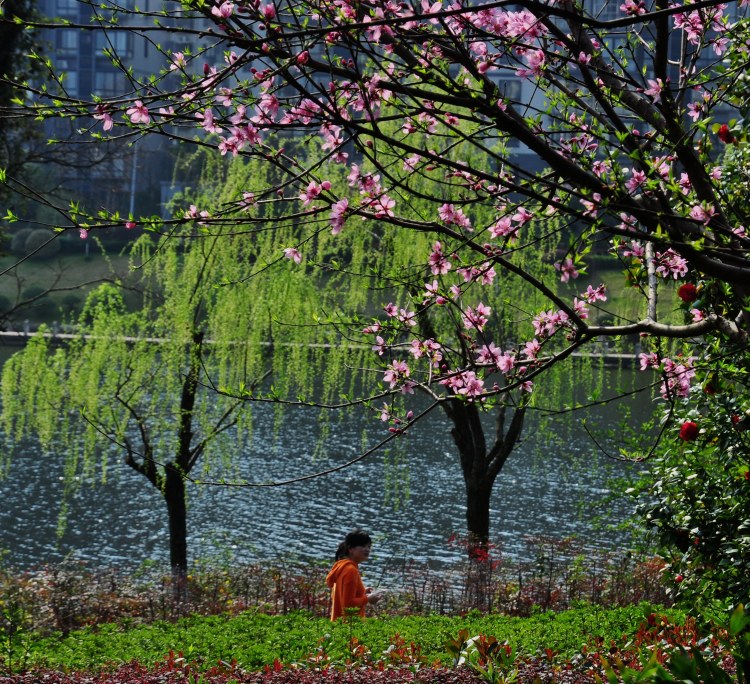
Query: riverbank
1,549,670,637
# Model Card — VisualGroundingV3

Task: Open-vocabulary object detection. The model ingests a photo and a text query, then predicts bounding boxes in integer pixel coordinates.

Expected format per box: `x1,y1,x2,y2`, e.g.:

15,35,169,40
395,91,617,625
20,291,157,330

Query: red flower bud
679,421,699,441
677,283,697,303
675,574,684,583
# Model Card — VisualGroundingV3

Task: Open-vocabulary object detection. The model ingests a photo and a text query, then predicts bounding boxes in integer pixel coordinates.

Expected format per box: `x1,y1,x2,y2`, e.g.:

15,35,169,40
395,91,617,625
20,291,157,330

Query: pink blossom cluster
639,352,697,399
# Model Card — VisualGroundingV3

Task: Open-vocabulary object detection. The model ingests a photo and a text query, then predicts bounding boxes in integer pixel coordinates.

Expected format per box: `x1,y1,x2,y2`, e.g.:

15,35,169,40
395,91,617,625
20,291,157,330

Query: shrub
637,381,750,615
9,228,33,257
23,230,61,260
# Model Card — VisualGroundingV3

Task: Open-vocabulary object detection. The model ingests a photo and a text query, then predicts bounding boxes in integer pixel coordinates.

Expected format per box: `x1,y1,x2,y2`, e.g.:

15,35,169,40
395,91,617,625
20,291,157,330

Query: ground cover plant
3,550,746,682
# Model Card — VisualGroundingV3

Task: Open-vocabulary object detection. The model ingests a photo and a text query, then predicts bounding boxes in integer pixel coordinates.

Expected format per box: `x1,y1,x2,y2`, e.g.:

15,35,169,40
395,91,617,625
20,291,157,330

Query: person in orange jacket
326,529,384,620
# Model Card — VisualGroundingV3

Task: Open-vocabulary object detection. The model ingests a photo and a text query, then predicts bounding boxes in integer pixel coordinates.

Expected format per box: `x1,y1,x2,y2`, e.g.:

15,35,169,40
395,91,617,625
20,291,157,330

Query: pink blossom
477,342,503,367
639,352,660,370
367,193,395,219
489,216,518,240
217,136,239,156
581,193,601,218
404,154,422,171
423,280,447,306
462,302,491,331
497,353,515,374
93,105,113,131
428,241,452,275
438,203,472,230
283,247,302,264
678,173,692,194
573,298,589,319
618,213,638,232
126,100,150,125
185,204,210,222
211,0,234,18
197,108,221,134
512,207,533,225
621,240,645,259
456,371,485,399
398,308,417,327
592,160,610,178
516,49,545,79
384,303,398,317
689,204,715,224
555,258,579,283
523,339,541,360
687,101,702,122
79,228,89,239
582,284,607,303
299,181,324,206
659,357,696,399
125,221,136,230
691,308,704,322
532,309,569,338
372,336,387,355
626,169,647,194
216,88,234,107
260,3,276,20
655,248,689,279
620,0,646,14
644,78,664,100
383,360,410,388
169,52,187,71
410,338,443,365
330,198,349,234
380,403,391,422
240,191,256,209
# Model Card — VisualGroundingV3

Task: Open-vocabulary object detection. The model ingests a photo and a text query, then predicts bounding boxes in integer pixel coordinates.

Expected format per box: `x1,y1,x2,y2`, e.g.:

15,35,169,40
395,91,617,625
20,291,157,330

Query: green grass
23,605,684,672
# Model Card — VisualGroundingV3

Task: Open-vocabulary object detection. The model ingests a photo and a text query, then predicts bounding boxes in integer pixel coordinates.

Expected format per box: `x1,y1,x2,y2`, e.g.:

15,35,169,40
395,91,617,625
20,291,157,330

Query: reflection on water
0,352,653,573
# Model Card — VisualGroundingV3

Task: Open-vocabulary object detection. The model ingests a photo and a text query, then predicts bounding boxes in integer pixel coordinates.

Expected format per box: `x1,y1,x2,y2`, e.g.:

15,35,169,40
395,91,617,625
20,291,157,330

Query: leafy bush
638,382,750,614
23,230,61,260
8,229,33,257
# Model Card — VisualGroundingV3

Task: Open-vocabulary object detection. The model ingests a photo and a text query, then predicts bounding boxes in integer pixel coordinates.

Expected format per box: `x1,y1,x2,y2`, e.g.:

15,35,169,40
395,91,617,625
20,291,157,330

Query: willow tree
0,154,365,577
4,0,750,562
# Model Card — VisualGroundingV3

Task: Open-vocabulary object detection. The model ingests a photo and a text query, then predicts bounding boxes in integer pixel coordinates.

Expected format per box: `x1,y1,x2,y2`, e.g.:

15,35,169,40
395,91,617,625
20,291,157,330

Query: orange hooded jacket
326,558,368,620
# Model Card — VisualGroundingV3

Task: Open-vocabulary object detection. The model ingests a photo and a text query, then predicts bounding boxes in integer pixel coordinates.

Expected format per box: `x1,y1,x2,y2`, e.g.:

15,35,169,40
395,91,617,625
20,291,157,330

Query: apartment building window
56,0,78,18
95,30,132,59
61,70,78,95
56,29,79,56
94,70,124,96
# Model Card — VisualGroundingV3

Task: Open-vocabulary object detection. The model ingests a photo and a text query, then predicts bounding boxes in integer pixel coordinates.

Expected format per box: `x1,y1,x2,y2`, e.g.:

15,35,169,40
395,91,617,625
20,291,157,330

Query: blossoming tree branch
5,0,749,404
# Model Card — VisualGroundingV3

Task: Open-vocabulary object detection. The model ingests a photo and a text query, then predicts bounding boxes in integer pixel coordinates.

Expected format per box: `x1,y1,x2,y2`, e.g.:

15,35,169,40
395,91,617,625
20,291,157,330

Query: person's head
335,529,372,562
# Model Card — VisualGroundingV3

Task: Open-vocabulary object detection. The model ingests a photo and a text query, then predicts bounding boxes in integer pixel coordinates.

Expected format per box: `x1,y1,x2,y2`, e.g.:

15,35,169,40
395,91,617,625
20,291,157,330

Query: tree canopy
1,0,750,590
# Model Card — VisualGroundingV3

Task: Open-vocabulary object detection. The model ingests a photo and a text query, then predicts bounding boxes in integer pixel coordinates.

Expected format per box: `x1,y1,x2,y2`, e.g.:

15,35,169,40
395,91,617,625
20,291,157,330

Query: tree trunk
444,397,491,552
465,475,492,551
443,396,526,557
164,462,188,598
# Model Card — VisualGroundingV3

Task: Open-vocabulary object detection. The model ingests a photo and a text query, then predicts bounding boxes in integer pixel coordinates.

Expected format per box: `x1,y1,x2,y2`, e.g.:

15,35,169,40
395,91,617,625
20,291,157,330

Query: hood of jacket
326,558,355,588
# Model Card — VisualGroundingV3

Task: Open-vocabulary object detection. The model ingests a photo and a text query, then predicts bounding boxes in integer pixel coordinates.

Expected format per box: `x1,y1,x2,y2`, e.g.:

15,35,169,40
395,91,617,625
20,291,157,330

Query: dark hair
335,529,372,560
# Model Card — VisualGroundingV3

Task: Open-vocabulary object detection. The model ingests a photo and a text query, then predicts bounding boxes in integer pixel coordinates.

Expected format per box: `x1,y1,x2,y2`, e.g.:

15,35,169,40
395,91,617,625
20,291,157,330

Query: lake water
0,350,653,574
